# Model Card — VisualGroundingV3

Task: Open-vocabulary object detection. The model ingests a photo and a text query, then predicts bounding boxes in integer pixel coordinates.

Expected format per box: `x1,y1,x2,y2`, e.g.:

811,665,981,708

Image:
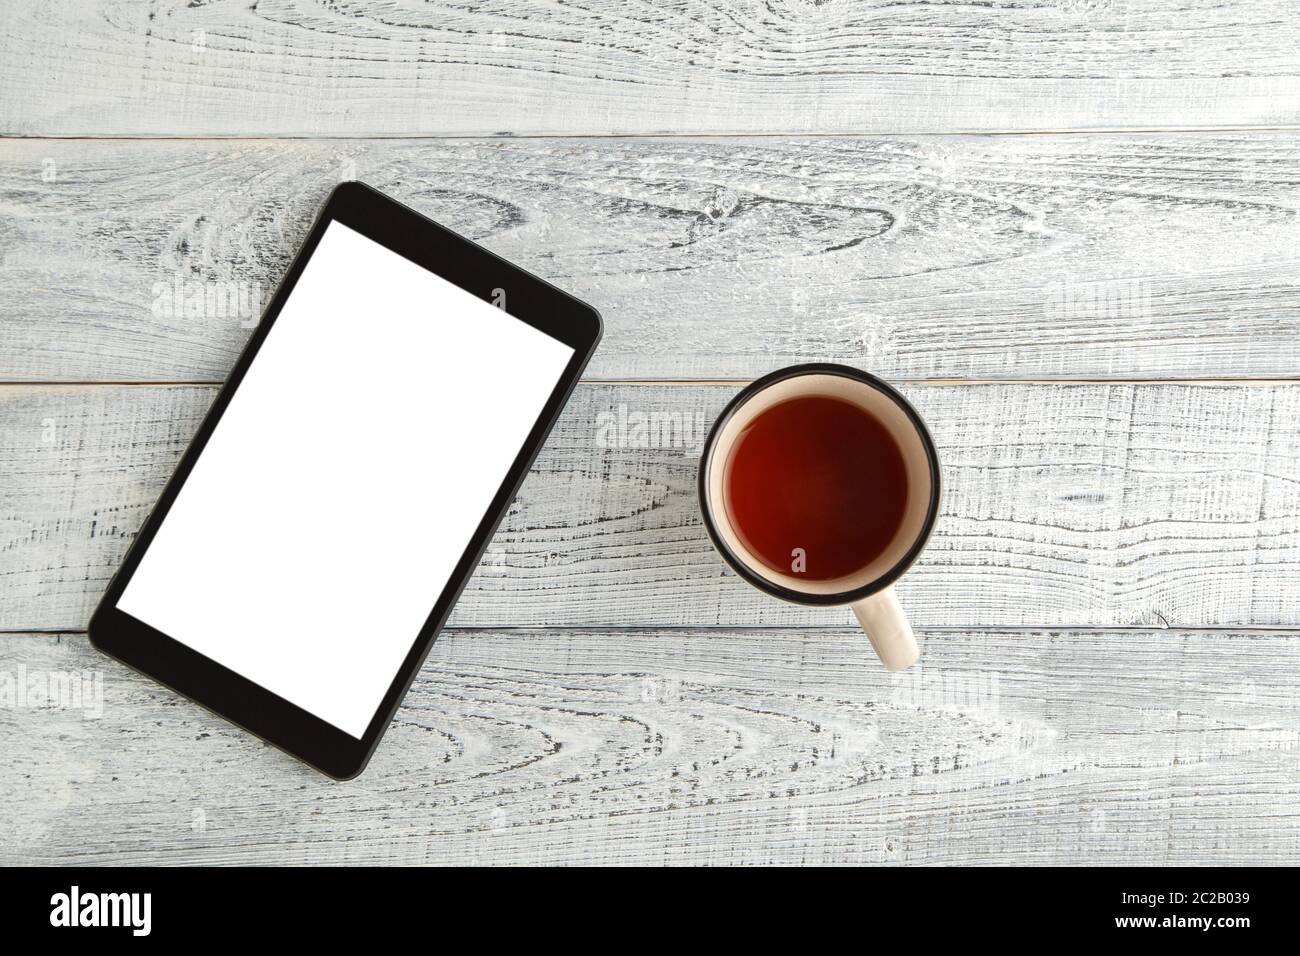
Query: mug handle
851,586,919,671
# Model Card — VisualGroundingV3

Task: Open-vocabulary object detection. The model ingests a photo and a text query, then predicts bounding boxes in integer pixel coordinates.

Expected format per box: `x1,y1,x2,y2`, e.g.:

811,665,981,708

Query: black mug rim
697,363,942,607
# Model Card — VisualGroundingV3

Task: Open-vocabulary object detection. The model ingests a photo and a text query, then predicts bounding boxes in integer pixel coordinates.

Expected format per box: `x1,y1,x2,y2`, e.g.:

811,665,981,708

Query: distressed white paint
1,1,1299,135
2,136,1300,382
3,382,1298,632
2,629,1297,865
2,0,1298,867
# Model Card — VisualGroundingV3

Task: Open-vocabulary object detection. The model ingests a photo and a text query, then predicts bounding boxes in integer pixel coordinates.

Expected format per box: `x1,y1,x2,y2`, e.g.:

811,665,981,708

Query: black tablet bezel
88,182,602,780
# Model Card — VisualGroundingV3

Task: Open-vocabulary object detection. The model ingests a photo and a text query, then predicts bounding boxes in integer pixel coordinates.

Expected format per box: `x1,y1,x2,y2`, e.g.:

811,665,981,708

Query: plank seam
3,125,1300,141
5,378,1300,388
9,626,1299,636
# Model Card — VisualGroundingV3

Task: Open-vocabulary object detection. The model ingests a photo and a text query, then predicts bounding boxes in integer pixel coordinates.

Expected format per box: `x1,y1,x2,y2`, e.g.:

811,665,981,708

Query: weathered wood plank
3,382,1298,631
2,1,1299,136
2,629,1297,865
3,135,1300,382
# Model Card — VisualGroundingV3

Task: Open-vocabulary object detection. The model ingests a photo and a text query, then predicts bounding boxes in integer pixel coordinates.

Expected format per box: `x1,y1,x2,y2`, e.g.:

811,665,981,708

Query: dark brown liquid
722,395,909,581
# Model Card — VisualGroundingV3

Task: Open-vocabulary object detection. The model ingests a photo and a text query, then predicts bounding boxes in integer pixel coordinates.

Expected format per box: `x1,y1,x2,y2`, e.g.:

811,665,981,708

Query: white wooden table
2,1,1299,865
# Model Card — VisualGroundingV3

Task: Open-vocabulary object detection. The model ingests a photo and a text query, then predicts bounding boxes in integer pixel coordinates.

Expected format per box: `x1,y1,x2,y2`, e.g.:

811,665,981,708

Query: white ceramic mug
698,364,941,671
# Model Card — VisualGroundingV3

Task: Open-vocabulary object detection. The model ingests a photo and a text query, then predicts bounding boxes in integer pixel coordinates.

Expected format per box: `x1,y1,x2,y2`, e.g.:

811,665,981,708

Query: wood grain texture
4,382,1298,632
3,628,1297,865
3,135,1300,382
2,1,1299,136
2,0,1296,872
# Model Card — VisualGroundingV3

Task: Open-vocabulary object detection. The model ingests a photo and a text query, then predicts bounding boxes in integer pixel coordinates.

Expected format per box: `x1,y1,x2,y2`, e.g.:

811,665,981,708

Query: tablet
89,182,602,779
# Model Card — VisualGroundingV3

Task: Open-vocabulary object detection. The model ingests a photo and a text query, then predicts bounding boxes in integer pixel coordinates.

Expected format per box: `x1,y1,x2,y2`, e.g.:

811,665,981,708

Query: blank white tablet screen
118,222,574,738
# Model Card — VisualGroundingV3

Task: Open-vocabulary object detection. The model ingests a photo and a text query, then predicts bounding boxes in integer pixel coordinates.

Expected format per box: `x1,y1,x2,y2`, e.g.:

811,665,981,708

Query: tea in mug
721,395,909,581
